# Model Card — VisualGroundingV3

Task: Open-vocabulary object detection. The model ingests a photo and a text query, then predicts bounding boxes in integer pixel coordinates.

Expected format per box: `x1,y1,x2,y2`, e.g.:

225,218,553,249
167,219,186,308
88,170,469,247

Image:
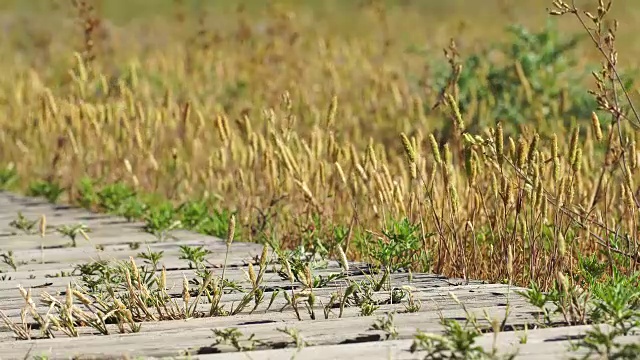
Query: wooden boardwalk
0,191,636,359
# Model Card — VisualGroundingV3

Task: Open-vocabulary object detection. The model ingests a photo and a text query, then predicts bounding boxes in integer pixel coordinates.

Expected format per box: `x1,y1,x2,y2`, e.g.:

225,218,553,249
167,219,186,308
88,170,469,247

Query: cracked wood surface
0,191,624,359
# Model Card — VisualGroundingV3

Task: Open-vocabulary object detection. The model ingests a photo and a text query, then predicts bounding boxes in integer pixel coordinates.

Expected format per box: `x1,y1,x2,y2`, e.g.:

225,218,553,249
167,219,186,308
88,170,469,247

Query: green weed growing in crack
364,218,427,293
178,245,211,269
277,327,310,352
1,251,19,271
57,223,91,248
401,285,423,313
9,212,39,235
211,327,265,352
244,246,270,314
136,246,164,272
281,264,317,320
210,245,271,317
273,242,348,320
370,311,399,340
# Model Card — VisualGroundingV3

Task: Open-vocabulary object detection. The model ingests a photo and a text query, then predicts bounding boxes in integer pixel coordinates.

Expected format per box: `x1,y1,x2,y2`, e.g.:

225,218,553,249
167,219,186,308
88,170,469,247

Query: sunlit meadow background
2,0,640,290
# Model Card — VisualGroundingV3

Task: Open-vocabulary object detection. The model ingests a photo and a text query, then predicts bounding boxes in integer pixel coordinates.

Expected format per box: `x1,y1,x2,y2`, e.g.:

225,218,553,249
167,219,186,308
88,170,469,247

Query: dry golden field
2,0,640,290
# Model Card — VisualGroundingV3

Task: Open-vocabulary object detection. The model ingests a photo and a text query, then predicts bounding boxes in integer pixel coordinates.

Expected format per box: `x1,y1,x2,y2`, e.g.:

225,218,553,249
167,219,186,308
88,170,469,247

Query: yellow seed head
400,133,416,164
553,154,561,184
534,180,543,209
130,257,139,280
248,263,257,287
305,266,313,288
508,137,517,160
160,266,167,290
355,163,368,182
496,123,504,164
260,246,268,269
428,133,442,165
226,214,236,246
449,183,459,216
443,143,452,166
557,233,566,257
572,148,582,173
527,134,539,166
591,112,603,141
337,245,349,272
283,258,294,283
73,289,92,306
557,177,566,206
367,140,378,170
182,275,190,303
409,162,417,179
567,178,575,204
445,93,465,131
469,151,478,187
557,272,567,294
517,137,528,169
569,127,579,166
65,283,74,309
334,162,347,186
39,215,46,238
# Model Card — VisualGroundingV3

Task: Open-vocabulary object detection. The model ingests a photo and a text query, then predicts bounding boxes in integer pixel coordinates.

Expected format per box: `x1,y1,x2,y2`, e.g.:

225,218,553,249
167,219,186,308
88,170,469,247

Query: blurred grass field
1,0,640,289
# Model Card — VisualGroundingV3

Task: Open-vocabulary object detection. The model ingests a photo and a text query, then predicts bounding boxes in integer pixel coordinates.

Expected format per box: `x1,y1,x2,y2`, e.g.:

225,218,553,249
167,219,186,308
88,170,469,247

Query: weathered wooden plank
0,230,234,252
0,243,263,272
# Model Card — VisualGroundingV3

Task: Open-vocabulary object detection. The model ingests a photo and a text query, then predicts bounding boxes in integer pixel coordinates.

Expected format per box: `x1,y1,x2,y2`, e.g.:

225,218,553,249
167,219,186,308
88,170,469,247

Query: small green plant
211,328,264,352
178,245,210,269
96,182,137,214
76,176,99,209
57,223,91,248
120,197,149,222
143,202,181,241
137,247,164,271
9,212,38,234
370,218,424,273
1,251,18,271
401,286,423,313
27,180,64,203
370,312,399,340
277,327,310,352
